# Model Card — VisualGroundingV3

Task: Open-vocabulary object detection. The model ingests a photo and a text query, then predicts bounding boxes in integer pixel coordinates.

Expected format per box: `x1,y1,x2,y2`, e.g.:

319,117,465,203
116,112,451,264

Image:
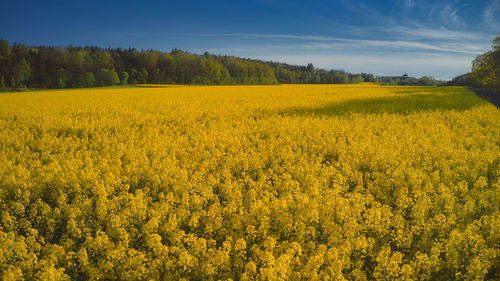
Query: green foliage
471,34,500,90
111,70,120,85
56,68,68,88
0,40,433,89
120,71,129,85
418,76,438,86
13,58,31,87
447,73,476,87
95,68,120,86
334,71,350,84
352,74,364,83
82,72,96,87
0,39,12,59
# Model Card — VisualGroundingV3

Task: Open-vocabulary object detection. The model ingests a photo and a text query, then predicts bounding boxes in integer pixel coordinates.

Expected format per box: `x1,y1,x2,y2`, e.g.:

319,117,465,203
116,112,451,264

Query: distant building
378,73,418,85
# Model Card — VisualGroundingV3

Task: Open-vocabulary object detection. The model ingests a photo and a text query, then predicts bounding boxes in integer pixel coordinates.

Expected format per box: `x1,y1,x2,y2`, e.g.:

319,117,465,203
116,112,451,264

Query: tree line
0,40,276,89
449,33,500,91
470,33,500,90
0,40,443,90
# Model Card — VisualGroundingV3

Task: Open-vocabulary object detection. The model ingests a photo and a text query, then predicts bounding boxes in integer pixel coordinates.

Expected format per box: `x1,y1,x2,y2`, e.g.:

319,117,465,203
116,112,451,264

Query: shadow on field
277,89,488,117
135,85,183,88
470,88,500,107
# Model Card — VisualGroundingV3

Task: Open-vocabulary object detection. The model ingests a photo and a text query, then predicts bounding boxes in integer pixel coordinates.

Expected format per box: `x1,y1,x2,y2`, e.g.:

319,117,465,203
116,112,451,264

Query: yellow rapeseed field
0,85,499,280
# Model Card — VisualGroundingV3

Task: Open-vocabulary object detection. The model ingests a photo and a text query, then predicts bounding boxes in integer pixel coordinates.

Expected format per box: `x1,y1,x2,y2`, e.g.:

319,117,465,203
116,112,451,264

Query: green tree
56,68,69,88
67,49,87,87
142,51,158,72
91,50,114,71
418,76,437,86
95,69,120,86
120,71,129,85
448,73,475,86
334,71,350,84
306,63,315,73
220,66,230,84
129,68,138,85
110,70,120,85
14,58,31,87
175,52,198,83
201,58,222,84
352,74,364,83
471,34,500,90
140,68,149,84
82,72,96,87
0,40,12,59
157,53,176,83
0,76,5,89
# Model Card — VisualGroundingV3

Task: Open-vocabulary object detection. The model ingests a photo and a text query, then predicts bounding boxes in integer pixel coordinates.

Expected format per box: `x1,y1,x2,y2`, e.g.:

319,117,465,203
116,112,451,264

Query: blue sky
1,0,499,80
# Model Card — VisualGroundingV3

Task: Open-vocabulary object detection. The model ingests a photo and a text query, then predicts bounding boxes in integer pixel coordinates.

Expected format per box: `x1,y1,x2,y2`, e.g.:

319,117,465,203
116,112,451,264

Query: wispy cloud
223,33,335,41
443,1,463,26
293,39,486,55
387,26,490,41
405,0,415,9
182,31,489,55
191,28,486,80
437,0,474,28
484,0,500,30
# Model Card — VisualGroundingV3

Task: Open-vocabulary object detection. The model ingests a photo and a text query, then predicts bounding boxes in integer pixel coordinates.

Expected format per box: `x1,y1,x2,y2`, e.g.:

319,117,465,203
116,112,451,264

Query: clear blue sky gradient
1,0,499,80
